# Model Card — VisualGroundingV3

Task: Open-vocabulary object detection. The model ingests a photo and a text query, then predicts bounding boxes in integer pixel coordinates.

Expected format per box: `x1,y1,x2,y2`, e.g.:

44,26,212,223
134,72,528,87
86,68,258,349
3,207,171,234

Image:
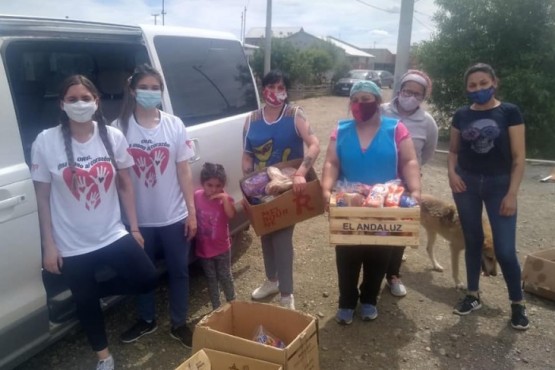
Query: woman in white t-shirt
113,64,197,348
31,75,157,370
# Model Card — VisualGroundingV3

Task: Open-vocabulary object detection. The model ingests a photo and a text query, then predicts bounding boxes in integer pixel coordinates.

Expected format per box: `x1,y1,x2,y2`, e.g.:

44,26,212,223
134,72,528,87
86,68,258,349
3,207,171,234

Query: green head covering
350,80,381,99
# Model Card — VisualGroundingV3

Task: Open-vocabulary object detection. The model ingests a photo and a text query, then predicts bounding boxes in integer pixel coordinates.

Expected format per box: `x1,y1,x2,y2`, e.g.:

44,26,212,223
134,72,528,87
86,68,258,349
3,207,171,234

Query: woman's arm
293,109,320,193
117,168,144,247
177,160,197,241
398,138,421,202
421,115,439,165
447,127,466,193
321,138,340,207
34,181,63,274
242,117,255,175
501,124,526,216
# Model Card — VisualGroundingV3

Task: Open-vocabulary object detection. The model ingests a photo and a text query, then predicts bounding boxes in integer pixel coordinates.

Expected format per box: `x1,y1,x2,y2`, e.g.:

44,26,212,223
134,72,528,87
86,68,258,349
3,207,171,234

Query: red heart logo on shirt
63,162,114,210
128,147,170,188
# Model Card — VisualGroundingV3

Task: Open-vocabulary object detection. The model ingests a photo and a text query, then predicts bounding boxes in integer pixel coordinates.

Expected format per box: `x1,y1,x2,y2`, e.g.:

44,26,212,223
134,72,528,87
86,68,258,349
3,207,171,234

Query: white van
0,15,258,369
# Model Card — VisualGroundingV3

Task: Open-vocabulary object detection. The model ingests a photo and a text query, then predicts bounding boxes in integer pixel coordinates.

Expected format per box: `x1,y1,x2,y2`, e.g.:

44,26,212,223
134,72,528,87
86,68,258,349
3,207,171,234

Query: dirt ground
17,95,555,370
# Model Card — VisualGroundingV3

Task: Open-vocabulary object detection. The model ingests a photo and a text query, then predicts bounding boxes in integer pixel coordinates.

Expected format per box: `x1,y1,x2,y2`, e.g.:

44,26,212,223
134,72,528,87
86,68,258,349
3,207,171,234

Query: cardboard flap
522,249,555,291
175,349,210,370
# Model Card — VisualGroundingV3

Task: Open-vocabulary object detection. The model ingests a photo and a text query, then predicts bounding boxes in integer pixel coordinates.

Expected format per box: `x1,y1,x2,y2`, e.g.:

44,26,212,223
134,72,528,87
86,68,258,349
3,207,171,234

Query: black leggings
336,245,393,308
61,234,157,351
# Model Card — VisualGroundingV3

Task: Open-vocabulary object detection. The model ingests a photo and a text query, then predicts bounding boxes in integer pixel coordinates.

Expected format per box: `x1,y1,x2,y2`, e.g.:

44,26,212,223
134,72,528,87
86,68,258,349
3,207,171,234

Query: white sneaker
251,280,279,300
96,355,114,370
387,276,407,297
280,294,295,310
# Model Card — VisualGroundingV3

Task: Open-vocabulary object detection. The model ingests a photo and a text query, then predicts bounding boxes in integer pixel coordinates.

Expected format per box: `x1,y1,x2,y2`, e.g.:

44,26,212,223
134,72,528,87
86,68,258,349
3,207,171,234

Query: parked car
375,70,394,89
0,15,258,370
333,69,381,96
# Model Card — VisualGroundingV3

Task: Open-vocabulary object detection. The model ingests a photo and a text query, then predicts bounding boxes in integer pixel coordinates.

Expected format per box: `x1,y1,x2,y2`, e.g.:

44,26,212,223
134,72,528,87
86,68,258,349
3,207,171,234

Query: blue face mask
467,86,495,105
135,89,162,109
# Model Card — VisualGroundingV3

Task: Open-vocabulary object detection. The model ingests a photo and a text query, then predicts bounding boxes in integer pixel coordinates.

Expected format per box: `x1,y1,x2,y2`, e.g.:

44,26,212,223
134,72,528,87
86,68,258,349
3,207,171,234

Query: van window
154,36,257,126
5,41,149,164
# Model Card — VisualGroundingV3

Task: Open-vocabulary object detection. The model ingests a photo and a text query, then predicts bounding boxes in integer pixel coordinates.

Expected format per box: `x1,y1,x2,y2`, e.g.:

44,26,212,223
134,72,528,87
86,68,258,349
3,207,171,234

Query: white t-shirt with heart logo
31,123,134,257
113,111,194,227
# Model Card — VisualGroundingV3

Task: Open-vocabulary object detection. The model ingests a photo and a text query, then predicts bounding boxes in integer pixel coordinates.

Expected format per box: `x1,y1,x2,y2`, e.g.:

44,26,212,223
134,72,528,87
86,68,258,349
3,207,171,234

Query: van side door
0,52,48,369
139,25,259,232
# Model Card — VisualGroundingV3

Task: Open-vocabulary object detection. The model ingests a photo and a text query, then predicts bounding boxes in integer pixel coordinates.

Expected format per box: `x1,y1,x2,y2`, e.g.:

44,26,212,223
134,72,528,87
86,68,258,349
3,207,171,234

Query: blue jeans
137,220,190,328
452,167,523,302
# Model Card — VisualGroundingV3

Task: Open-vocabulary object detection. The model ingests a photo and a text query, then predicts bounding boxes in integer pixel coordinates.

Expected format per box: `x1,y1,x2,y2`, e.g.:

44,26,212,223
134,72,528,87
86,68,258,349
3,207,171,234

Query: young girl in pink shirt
194,162,237,309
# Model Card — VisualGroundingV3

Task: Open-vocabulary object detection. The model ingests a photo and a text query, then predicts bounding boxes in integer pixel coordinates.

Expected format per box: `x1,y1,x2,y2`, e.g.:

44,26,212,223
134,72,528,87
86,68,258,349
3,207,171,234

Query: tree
415,0,555,158
251,38,343,85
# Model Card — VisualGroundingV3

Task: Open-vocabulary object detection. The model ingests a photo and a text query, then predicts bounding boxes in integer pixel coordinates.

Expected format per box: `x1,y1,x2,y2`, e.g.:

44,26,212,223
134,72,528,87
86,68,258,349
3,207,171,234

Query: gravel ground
16,94,555,370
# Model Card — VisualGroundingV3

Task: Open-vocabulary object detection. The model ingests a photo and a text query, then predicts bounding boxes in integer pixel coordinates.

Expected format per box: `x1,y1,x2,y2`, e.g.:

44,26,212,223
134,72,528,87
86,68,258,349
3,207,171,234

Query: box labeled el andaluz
240,159,324,236
328,193,420,247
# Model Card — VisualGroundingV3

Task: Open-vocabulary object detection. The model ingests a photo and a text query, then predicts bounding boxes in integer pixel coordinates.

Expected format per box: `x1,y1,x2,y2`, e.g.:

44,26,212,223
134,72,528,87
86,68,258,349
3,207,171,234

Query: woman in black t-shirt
447,63,528,330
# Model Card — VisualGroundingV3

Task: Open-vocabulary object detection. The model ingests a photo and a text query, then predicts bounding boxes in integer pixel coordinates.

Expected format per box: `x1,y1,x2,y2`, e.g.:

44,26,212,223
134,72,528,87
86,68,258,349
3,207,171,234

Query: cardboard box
328,194,420,247
522,248,555,301
192,301,319,370
241,159,324,236
176,348,283,370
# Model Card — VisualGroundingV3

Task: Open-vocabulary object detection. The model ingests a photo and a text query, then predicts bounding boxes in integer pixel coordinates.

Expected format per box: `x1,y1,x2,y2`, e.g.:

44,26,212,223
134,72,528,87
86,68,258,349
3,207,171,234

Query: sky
0,0,439,53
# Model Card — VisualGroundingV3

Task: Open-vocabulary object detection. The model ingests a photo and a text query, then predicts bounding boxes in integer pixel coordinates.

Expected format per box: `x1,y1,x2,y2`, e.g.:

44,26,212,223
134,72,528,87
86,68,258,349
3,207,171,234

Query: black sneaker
120,319,157,343
170,324,193,348
453,295,482,315
511,303,530,330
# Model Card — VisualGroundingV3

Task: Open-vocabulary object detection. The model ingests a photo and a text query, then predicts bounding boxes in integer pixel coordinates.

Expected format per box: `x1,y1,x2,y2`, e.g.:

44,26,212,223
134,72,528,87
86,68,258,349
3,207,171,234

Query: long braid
60,119,78,190
95,111,118,171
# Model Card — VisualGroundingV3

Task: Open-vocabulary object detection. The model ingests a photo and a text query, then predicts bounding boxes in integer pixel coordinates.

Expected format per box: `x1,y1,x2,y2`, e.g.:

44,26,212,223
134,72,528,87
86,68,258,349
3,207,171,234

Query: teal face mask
135,89,162,109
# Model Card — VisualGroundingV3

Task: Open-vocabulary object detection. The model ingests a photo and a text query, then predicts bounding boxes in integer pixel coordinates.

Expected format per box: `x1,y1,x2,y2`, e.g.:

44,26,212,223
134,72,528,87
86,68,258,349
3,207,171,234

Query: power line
356,0,398,14
413,14,434,31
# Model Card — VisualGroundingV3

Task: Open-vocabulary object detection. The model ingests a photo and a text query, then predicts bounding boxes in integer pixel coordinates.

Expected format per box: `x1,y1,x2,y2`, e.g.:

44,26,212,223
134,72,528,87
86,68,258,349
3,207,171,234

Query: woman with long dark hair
114,64,197,347
31,75,157,370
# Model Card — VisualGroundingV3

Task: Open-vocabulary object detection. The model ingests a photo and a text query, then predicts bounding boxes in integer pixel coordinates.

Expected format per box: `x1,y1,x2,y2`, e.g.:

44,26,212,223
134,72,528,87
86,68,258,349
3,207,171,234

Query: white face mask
397,95,421,112
63,101,97,123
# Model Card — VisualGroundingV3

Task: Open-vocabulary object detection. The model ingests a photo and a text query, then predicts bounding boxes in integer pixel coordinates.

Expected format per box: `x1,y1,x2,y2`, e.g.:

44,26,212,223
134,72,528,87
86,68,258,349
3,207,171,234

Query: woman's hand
410,189,421,205
185,215,197,241
500,193,517,216
43,242,63,274
448,171,467,193
322,190,331,212
292,175,307,194
130,230,145,248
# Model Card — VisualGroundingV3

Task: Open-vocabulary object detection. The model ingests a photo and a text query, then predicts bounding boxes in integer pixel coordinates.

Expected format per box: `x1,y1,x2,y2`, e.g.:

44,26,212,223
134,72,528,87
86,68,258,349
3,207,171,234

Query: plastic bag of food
265,178,293,195
384,184,405,207
280,167,297,178
364,183,388,207
267,166,290,182
336,192,365,207
252,325,285,349
400,194,418,208
241,172,270,199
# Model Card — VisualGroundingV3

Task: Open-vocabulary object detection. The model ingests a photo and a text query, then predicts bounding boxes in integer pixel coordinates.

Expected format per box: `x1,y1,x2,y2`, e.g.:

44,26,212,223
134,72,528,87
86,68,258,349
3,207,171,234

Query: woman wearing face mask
31,75,157,370
113,64,197,347
380,70,438,297
242,69,320,310
448,63,528,330
321,81,421,325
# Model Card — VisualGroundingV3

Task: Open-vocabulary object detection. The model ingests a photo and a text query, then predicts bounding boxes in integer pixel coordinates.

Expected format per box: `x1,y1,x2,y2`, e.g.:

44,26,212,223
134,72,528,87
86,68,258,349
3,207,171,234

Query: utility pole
161,0,166,26
241,10,244,43
152,13,159,25
243,6,247,43
263,0,272,75
393,0,415,92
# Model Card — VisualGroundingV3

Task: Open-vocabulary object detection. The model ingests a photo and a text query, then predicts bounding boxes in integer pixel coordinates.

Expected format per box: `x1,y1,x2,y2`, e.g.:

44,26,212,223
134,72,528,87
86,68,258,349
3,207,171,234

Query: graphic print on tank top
460,118,500,154
128,144,170,188
62,161,114,210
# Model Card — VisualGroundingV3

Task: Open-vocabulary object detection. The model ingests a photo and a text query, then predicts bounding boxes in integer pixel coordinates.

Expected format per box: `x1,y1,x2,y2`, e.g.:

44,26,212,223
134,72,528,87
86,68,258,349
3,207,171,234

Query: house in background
245,27,375,70
361,48,396,73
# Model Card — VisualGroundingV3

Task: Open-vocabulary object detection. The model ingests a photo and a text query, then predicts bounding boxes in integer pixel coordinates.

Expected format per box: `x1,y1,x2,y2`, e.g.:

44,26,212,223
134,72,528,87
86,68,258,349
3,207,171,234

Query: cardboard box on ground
192,301,320,370
240,159,324,236
175,348,282,370
522,248,555,301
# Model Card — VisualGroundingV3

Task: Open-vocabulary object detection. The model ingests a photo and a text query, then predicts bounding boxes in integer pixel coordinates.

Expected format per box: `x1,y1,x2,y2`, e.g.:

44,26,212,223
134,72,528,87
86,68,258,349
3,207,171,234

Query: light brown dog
420,194,497,288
